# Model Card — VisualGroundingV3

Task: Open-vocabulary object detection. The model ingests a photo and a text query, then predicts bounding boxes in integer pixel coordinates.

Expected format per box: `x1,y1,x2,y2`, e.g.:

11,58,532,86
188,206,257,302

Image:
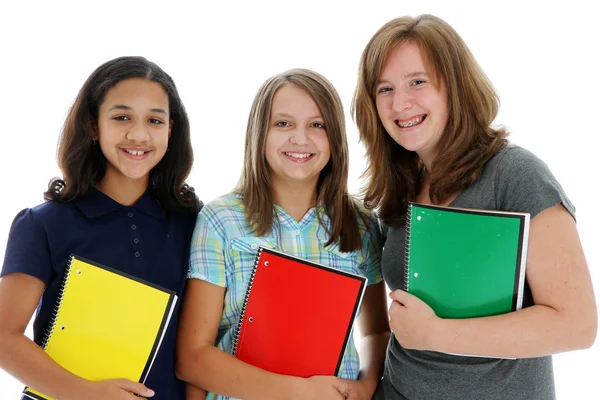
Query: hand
82,378,155,400
340,379,372,400
292,375,348,400
388,289,440,351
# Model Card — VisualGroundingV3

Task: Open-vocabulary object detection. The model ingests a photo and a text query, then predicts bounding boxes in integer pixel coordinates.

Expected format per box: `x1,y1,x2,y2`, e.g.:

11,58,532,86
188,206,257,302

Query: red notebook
232,247,367,377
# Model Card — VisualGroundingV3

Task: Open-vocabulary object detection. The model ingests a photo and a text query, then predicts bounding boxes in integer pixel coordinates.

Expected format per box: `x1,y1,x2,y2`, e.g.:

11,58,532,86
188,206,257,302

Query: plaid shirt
188,193,383,400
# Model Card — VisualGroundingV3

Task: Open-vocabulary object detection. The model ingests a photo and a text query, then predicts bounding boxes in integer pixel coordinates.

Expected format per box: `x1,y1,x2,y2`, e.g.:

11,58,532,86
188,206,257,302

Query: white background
0,0,598,398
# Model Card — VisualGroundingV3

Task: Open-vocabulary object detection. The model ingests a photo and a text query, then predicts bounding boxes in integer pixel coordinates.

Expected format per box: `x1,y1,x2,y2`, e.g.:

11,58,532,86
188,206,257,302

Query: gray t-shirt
374,145,575,400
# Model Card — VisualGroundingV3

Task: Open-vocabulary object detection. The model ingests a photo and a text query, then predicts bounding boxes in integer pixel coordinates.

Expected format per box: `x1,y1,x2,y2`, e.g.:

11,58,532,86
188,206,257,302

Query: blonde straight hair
352,14,508,227
236,69,364,252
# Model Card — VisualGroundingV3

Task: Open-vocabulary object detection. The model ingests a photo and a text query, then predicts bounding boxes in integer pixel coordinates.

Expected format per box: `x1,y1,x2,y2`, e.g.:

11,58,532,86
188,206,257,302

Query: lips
283,151,315,163
395,114,426,128
121,148,150,159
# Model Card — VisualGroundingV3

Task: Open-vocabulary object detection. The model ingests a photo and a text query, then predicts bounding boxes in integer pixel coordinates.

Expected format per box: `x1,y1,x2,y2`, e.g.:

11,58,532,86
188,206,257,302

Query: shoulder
12,200,75,229
487,144,549,173
487,144,575,218
193,193,249,235
200,193,245,219
353,200,384,247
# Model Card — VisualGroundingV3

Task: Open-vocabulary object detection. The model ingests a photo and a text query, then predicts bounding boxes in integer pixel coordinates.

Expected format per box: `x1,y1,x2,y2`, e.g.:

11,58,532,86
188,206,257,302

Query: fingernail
148,389,155,396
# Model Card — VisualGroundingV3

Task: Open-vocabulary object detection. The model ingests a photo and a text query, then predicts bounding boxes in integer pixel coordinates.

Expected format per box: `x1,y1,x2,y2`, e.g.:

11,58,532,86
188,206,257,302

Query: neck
272,179,318,222
96,169,149,206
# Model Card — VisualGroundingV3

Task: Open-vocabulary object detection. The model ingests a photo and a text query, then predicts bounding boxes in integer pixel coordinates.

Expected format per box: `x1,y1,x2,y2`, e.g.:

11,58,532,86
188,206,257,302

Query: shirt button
294,229,300,235
133,237,140,244
251,244,258,250
128,212,134,218
131,224,137,230
134,251,141,258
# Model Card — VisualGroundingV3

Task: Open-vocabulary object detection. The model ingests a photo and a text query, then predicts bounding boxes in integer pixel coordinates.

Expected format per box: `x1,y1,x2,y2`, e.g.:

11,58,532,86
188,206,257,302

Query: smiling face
95,78,171,187
375,41,449,169
264,83,331,191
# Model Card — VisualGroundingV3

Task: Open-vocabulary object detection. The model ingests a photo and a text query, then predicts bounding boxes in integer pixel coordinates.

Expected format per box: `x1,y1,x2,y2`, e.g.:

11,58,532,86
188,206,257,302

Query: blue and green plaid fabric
188,193,382,399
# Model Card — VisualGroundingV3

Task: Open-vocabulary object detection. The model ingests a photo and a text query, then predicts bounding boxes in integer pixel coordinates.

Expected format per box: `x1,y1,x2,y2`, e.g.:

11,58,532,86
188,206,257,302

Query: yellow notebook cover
23,255,177,400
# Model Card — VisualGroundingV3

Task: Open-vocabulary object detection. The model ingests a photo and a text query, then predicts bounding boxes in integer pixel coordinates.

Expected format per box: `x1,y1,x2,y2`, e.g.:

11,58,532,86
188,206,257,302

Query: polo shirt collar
74,188,165,219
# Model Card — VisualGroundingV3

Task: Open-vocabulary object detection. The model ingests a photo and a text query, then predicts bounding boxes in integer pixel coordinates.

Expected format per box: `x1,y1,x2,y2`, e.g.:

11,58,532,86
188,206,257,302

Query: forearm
356,332,390,394
186,383,207,399
177,345,300,400
434,304,596,358
0,332,90,399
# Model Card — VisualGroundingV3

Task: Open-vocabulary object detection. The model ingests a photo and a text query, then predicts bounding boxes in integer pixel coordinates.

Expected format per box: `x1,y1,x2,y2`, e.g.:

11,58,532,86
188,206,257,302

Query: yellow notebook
23,255,177,400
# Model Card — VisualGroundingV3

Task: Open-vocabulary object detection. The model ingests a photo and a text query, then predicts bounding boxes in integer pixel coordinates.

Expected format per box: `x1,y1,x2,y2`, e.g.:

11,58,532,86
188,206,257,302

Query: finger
389,289,412,304
389,299,404,317
116,379,155,397
333,378,349,397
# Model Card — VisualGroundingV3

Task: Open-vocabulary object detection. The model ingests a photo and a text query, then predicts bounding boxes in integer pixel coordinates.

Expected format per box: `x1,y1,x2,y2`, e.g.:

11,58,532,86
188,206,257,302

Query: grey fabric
378,145,574,400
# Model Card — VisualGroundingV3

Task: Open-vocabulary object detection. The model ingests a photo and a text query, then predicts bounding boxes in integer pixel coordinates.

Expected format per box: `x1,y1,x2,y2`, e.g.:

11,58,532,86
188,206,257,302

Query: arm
0,273,153,400
186,383,207,399
345,281,390,399
175,278,348,400
390,204,597,358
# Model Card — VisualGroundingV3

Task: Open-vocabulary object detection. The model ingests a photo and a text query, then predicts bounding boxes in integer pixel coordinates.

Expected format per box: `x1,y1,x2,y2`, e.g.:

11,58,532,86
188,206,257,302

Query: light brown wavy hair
236,69,364,252
352,14,508,227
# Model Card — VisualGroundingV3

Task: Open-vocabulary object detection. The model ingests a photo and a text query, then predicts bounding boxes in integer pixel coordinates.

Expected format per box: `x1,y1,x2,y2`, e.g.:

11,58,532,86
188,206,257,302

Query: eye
275,121,291,127
149,118,164,125
378,87,393,94
113,115,130,121
311,122,325,129
411,79,426,86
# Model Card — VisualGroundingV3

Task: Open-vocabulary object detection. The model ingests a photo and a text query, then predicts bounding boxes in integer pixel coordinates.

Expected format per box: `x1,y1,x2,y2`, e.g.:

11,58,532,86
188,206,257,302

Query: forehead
270,84,321,116
380,41,436,79
102,78,169,108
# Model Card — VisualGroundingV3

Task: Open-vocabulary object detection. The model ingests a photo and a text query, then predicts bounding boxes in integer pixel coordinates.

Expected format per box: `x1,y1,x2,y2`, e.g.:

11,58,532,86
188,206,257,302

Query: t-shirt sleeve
187,206,228,287
1,208,52,284
494,146,575,220
359,211,384,286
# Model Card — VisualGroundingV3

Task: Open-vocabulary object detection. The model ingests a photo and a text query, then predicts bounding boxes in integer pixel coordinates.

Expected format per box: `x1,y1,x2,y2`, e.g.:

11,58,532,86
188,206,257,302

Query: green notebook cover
405,203,530,319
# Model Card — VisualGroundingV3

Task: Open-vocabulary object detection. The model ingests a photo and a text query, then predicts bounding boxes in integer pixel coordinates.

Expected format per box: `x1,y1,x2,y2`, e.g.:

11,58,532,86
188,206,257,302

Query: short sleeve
1,208,52,284
358,211,384,285
494,146,575,220
187,207,228,287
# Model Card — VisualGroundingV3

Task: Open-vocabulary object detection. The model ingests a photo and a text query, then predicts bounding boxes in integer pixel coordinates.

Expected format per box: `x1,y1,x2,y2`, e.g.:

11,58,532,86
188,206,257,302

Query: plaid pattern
188,193,383,400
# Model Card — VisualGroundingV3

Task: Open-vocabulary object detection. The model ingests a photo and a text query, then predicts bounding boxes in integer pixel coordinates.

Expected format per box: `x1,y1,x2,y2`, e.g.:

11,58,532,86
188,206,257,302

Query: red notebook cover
232,247,367,378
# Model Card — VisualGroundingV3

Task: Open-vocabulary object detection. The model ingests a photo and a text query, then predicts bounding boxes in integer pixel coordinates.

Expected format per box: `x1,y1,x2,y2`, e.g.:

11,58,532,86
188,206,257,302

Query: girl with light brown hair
177,68,390,400
353,14,596,400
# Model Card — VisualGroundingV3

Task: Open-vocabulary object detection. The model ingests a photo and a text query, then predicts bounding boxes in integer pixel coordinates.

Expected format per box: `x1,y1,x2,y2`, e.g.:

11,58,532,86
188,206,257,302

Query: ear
168,119,174,139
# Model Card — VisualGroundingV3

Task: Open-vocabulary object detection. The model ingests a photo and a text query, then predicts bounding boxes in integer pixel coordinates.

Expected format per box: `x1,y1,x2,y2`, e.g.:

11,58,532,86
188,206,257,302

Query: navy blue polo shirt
1,188,199,400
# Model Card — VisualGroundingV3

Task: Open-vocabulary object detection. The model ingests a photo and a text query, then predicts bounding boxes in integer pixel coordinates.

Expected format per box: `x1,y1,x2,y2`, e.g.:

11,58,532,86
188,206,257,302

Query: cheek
317,136,331,157
376,96,393,115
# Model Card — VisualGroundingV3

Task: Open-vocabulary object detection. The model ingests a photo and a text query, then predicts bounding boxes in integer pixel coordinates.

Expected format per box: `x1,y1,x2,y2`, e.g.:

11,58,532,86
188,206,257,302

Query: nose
392,88,413,113
290,126,309,145
126,120,150,142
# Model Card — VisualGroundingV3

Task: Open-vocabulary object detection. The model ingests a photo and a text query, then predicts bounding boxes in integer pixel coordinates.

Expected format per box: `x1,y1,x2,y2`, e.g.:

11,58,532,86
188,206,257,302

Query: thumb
116,379,155,397
389,289,412,305
332,377,349,397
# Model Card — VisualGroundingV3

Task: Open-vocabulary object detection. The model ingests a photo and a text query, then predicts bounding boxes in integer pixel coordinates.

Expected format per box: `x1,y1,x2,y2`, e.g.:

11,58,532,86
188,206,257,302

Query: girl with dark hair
176,69,390,400
0,56,202,399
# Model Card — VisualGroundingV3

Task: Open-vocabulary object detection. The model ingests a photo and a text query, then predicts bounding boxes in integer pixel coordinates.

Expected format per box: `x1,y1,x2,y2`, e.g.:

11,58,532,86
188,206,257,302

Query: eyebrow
377,71,429,85
404,71,429,79
108,104,167,114
272,112,323,120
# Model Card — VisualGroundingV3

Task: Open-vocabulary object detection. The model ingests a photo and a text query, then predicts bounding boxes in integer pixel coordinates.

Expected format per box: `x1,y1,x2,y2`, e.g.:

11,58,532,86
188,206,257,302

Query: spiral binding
403,204,413,292
40,255,75,350
231,247,263,356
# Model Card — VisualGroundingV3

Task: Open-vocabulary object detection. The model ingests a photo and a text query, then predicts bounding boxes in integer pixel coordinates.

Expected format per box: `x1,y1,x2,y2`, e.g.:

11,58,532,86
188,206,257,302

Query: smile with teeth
122,148,149,156
395,115,426,128
284,152,314,159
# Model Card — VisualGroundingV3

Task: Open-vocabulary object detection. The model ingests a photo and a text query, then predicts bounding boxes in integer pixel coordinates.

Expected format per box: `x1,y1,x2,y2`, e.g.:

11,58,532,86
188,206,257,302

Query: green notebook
404,203,530,319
